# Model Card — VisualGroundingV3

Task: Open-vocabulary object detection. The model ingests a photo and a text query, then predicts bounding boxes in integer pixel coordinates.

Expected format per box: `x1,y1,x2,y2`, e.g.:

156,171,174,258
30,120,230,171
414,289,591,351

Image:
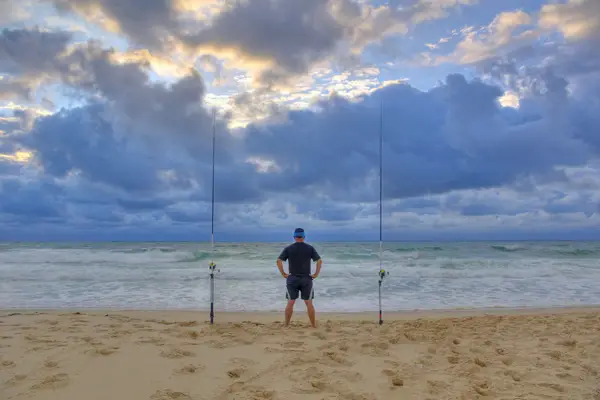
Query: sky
1,0,600,242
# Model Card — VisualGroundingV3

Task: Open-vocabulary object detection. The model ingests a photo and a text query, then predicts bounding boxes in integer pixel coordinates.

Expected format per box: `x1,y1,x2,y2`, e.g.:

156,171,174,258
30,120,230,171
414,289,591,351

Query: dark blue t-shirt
278,242,321,276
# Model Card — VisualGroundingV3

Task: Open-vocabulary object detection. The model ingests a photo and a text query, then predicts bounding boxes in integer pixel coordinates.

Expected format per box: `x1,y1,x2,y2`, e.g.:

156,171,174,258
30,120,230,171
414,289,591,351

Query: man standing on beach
276,228,322,328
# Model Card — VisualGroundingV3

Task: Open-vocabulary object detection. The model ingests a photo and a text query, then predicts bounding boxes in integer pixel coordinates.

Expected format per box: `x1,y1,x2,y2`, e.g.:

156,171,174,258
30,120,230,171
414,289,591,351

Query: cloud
0,27,72,76
0,77,32,100
47,0,182,50
539,0,600,41
243,73,592,204
408,0,478,24
0,27,74,101
436,10,538,65
42,0,477,88
0,0,32,25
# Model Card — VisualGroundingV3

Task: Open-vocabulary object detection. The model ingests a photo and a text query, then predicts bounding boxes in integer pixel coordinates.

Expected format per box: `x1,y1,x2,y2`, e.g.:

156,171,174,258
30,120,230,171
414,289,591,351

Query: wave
177,250,241,262
117,247,178,254
395,246,443,252
553,249,598,257
491,245,526,252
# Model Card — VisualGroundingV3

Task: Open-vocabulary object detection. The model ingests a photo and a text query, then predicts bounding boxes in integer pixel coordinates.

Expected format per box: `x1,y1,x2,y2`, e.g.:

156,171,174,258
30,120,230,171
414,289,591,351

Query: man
276,228,322,328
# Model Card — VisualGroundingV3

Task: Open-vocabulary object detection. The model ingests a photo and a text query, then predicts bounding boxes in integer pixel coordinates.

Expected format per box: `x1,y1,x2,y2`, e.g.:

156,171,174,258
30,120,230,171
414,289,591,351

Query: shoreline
3,304,600,322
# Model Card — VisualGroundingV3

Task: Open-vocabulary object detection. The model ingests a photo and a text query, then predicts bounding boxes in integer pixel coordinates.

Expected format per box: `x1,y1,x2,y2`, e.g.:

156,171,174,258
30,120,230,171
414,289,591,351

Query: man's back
279,242,320,276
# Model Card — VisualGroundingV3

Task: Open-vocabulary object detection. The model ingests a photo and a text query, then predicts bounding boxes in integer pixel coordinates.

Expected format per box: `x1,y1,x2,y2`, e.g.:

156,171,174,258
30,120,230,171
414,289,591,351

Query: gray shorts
285,275,314,301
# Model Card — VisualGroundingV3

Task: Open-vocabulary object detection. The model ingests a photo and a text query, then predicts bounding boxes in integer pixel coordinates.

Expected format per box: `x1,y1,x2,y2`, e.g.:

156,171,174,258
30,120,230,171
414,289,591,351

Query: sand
1,307,599,400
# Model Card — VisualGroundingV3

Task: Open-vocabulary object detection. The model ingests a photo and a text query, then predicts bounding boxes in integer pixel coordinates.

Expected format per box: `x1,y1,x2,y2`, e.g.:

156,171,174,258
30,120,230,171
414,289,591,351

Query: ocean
1,241,599,312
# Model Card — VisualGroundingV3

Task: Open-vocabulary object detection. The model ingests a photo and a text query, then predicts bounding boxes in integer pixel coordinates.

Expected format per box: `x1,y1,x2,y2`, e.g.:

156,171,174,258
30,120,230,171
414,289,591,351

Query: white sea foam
1,241,600,311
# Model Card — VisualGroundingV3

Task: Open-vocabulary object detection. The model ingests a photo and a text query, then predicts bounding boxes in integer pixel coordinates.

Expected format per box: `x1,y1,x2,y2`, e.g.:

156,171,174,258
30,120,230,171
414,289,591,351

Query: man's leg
304,300,316,328
285,277,299,326
300,277,316,328
285,300,295,326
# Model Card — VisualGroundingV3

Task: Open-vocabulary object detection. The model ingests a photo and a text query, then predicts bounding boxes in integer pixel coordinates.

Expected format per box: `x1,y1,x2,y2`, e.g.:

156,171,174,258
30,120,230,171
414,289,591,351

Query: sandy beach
1,308,599,400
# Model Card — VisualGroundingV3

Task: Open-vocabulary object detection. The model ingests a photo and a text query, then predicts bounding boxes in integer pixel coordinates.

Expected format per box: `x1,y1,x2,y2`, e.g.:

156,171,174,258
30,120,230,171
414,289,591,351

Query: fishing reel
209,262,218,274
378,269,389,281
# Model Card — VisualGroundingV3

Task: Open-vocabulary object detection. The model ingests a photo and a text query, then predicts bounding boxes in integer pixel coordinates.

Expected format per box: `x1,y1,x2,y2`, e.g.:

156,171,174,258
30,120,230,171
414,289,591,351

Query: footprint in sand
177,321,198,328
236,385,276,399
80,336,103,345
137,336,167,346
36,319,59,326
311,331,327,340
322,351,353,366
360,341,390,357
501,356,514,366
332,369,363,382
174,364,204,375
390,377,404,387
557,339,577,348
504,370,522,381
538,382,565,393
282,340,305,349
31,373,70,390
44,360,59,368
176,330,201,340
227,367,247,378
86,346,120,356
160,348,195,359
447,356,460,364
1,360,16,368
384,360,400,367
473,357,488,367
427,379,450,395
5,374,27,386
230,357,257,366
556,372,572,379
473,381,490,396
548,350,562,360
150,389,192,399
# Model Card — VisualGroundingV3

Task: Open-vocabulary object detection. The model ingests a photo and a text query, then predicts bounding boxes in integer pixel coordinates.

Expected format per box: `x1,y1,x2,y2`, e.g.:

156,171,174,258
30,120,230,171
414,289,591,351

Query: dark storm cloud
44,0,352,84
0,28,73,100
184,0,346,84
0,177,66,222
13,67,594,225
48,0,180,50
0,28,72,76
0,34,262,211
243,73,592,203
18,104,166,192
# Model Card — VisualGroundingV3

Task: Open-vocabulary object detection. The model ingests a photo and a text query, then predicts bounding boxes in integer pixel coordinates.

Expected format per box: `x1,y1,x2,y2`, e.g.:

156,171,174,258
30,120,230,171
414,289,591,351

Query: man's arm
276,258,288,278
312,259,322,279
311,247,322,279
277,247,289,278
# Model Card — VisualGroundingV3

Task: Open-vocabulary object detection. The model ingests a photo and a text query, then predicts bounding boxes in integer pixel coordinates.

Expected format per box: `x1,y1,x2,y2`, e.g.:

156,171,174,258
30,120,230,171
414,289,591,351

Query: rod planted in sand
378,98,385,325
209,108,217,325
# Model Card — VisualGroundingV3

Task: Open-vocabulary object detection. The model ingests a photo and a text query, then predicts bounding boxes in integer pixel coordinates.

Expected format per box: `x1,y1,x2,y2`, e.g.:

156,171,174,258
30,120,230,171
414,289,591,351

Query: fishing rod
378,97,388,325
209,108,217,325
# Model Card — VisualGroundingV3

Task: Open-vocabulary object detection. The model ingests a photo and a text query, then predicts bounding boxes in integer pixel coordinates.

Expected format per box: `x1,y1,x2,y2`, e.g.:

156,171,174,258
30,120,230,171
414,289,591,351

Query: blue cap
293,228,305,238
